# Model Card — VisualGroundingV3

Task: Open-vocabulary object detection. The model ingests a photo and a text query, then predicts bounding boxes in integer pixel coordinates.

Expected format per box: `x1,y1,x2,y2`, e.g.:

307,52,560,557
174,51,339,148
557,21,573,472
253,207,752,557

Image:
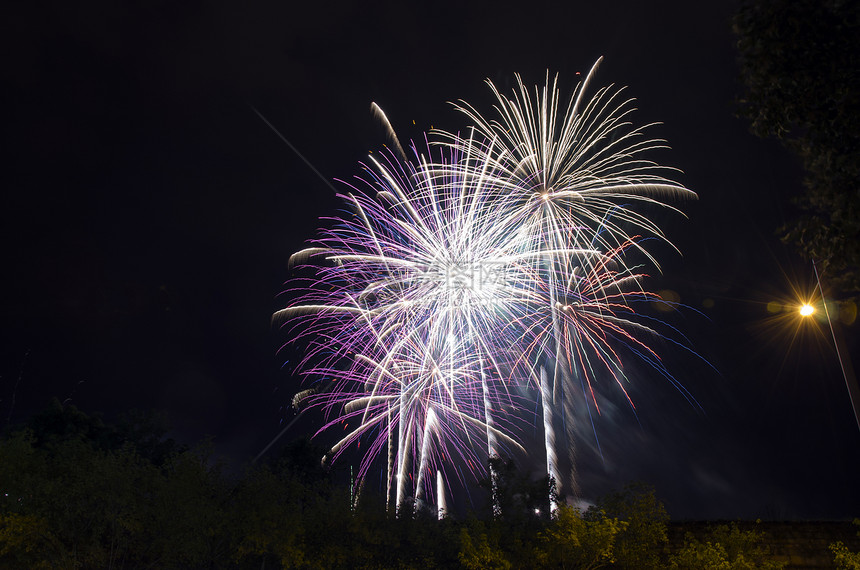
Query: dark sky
2,0,858,520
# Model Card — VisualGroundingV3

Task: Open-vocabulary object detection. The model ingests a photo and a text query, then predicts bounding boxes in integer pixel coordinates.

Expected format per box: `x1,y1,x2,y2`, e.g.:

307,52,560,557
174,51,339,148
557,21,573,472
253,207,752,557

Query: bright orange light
799,304,815,317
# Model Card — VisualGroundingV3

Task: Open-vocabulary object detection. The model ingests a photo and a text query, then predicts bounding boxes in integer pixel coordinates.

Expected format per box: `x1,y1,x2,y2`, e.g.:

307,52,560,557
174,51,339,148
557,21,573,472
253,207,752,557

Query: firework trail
371,102,408,162
539,365,558,514
436,470,447,519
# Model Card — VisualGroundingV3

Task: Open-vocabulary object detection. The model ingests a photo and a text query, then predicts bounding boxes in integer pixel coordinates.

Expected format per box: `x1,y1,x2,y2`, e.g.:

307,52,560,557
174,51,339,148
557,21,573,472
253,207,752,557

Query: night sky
2,0,858,520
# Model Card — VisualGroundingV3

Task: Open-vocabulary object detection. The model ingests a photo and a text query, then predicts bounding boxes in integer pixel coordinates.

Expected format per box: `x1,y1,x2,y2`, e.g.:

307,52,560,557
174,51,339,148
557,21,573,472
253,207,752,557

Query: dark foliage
0,403,797,568
586,482,668,569
20,397,186,465
734,0,860,296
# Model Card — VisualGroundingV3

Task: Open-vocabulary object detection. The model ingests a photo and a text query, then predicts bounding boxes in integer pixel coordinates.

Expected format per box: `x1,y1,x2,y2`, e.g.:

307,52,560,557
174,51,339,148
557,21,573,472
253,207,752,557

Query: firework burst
277,141,545,511
434,61,697,503
275,62,696,514
438,58,695,272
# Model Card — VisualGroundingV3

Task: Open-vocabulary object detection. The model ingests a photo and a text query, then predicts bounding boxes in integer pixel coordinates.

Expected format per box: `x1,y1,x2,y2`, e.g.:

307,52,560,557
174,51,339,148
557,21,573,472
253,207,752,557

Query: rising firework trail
436,470,447,519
